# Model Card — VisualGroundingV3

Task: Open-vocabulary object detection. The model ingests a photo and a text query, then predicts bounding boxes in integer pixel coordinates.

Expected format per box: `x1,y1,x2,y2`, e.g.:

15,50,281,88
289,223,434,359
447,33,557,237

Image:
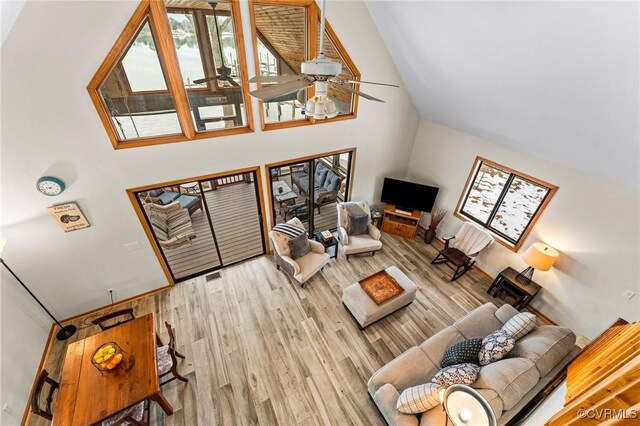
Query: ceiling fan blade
192,76,218,84
249,75,300,84
333,78,399,88
296,89,306,106
249,79,313,102
218,76,240,87
329,81,385,103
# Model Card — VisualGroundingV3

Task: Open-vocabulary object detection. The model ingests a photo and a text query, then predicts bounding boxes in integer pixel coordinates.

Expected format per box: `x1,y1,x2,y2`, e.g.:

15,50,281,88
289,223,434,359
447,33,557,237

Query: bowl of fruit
91,342,124,373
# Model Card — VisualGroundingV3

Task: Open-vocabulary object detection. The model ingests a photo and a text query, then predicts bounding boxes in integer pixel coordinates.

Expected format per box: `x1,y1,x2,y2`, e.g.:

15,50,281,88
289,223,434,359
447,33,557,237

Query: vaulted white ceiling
365,1,639,187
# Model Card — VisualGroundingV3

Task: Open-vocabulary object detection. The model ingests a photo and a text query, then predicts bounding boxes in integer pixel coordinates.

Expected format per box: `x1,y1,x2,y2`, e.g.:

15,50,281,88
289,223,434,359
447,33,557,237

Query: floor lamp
0,237,76,340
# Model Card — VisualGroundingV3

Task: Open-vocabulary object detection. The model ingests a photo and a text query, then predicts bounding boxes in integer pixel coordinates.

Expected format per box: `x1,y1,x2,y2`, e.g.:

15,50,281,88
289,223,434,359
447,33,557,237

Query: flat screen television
380,178,439,212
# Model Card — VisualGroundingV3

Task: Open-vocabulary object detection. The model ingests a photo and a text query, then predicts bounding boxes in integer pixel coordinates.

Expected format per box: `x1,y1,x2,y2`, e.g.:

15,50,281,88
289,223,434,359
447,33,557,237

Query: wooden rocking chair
431,222,493,281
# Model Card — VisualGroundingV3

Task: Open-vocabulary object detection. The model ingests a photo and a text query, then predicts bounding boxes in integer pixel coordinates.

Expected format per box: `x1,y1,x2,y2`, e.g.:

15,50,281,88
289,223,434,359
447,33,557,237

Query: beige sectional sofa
368,303,580,425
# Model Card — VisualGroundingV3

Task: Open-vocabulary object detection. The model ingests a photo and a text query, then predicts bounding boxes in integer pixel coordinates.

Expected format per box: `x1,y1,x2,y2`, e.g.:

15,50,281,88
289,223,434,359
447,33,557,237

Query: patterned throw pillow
397,383,443,414
431,363,481,387
479,330,516,365
502,312,537,340
441,338,483,368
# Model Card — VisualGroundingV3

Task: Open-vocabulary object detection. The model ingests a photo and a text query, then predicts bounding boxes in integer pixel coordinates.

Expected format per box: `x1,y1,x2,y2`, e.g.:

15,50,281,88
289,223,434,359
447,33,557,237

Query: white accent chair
431,221,494,281
268,218,330,287
336,202,383,260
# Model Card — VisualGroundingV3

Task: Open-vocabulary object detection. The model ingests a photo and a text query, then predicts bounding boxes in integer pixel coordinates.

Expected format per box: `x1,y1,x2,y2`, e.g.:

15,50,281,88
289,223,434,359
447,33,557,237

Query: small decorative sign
48,202,90,232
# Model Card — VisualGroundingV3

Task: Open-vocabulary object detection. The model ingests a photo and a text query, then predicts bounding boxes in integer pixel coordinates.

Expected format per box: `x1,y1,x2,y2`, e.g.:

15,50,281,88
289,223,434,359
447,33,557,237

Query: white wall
407,120,640,339
0,267,51,425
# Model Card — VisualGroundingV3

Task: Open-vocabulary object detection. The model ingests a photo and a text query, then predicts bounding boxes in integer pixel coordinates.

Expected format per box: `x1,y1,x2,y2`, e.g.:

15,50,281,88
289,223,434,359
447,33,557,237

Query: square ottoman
342,265,417,328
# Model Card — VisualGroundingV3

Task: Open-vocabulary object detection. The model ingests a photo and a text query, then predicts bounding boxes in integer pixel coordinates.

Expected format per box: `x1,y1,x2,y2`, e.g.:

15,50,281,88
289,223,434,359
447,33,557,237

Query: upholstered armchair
431,221,494,281
269,218,330,287
336,202,383,260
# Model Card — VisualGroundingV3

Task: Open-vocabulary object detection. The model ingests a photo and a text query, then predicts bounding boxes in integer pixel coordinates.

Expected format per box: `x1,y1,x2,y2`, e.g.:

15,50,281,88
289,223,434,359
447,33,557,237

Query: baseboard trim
431,237,557,326
59,284,171,324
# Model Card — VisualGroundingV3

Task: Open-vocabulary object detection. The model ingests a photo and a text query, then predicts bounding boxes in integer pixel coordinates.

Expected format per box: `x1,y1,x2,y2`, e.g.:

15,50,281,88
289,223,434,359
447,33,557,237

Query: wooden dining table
53,313,173,425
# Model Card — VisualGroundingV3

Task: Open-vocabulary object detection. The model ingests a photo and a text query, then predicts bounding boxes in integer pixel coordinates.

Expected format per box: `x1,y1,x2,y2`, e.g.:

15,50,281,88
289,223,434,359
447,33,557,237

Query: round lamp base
56,325,77,341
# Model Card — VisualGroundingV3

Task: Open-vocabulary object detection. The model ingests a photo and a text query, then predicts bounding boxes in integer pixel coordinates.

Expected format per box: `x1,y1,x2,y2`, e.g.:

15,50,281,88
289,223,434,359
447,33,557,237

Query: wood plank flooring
26,233,508,426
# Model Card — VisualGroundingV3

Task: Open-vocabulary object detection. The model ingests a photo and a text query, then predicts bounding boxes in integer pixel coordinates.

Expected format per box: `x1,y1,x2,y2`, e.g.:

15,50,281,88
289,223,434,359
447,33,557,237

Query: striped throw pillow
273,223,305,239
502,312,537,340
396,383,443,414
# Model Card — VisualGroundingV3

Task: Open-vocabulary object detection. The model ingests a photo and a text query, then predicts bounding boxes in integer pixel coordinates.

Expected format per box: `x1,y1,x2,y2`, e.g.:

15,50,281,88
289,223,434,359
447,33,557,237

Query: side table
314,232,338,259
488,267,542,310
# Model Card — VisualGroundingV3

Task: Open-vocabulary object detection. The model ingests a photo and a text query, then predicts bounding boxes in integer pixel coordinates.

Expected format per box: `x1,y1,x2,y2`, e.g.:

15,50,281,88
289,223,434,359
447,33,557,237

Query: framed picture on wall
48,202,90,232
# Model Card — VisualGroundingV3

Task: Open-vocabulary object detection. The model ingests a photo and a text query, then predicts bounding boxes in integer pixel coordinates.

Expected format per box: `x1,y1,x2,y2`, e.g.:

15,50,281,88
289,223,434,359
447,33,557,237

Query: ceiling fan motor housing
301,57,342,77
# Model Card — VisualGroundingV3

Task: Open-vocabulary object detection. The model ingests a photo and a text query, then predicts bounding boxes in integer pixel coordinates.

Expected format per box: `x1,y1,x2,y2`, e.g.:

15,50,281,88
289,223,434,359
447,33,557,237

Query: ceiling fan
192,2,239,87
248,0,398,119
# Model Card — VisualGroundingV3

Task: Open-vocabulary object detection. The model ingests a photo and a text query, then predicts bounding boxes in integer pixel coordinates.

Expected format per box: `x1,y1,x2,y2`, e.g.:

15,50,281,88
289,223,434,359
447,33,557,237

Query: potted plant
424,208,447,244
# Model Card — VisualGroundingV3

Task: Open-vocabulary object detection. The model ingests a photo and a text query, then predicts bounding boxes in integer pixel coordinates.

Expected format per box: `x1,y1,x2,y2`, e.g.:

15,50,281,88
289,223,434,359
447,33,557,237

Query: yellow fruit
95,357,104,364
108,348,116,354
103,353,113,362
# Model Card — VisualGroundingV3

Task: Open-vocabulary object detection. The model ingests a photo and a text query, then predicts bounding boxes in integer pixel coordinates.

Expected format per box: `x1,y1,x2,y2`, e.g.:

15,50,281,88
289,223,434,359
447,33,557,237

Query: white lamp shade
305,96,338,120
0,236,7,257
444,385,497,426
522,242,560,271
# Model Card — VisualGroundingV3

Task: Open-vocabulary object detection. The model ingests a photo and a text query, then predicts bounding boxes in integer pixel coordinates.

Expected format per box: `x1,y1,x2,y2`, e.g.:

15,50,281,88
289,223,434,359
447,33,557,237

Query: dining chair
31,369,148,425
31,369,58,420
157,321,188,385
92,308,135,331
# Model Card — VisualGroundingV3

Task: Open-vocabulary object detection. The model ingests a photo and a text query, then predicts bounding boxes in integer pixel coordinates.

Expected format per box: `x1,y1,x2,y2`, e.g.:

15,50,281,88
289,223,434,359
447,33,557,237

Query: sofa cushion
418,405,447,426
474,358,540,411
502,312,537,340
441,338,483,368
510,326,576,377
158,191,180,205
323,171,341,192
148,189,164,197
397,383,443,414
432,363,480,387
177,195,199,211
373,384,420,426
479,330,516,365
314,163,329,186
419,326,465,368
454,303,504,339
494,304,521,325
288,232,310,260
368,347,438,396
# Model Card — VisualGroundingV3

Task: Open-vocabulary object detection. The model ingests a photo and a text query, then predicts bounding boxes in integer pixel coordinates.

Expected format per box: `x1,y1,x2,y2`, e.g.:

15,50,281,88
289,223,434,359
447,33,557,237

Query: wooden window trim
249,0,360,131
87,0,254,150
264,147,357,241
454,156,558,252
126,166,269,286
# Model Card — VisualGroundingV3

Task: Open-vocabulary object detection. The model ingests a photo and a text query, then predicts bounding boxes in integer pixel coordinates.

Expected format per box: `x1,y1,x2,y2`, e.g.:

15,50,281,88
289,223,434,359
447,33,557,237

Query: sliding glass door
267,150,354,236
133,170,265,283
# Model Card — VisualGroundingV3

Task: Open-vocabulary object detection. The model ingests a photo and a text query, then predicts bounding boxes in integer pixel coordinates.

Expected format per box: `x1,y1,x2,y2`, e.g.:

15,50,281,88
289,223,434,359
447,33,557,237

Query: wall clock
36,176,65,196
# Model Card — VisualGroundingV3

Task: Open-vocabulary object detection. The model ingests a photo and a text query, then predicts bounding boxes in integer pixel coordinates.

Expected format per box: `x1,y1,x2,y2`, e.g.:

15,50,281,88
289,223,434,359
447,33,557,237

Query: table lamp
0,236,76,340
516,242,560,285
443,384,497,426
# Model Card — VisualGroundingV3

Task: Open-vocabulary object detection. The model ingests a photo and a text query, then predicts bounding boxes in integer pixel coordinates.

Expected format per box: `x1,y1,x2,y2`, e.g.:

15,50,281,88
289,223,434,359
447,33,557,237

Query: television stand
382,204,422,239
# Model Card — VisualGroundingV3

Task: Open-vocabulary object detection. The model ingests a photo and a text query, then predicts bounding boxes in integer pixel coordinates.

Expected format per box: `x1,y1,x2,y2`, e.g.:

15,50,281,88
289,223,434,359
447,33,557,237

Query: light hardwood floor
26,233,508,425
